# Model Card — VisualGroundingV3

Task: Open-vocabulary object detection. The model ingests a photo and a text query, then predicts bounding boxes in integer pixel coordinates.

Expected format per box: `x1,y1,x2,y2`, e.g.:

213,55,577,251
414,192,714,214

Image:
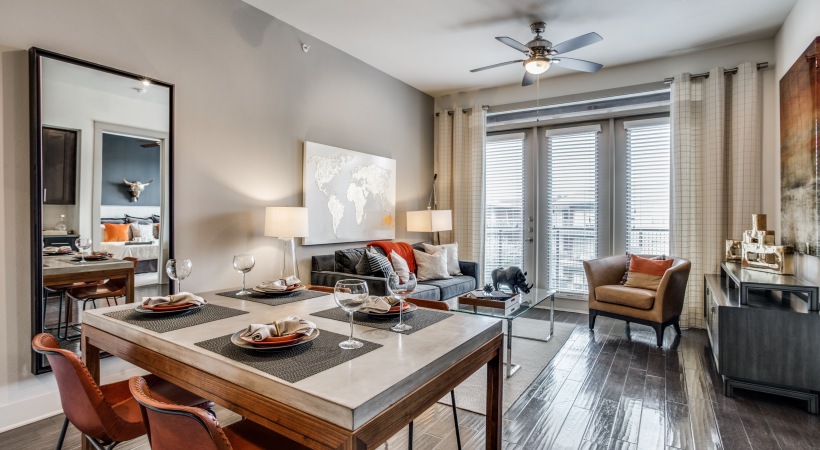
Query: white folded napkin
142,292,206,307
257,276,302,291
43,246,72,253
240,316,316,341
359,296,401,313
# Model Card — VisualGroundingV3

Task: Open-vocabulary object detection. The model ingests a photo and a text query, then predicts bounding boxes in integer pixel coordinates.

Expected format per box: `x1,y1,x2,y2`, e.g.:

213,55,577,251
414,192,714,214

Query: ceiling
242,0,796,97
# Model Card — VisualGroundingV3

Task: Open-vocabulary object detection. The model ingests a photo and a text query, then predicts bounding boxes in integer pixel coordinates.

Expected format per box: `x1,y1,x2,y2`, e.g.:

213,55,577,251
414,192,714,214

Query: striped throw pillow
366,250,395,278
623,254,673,291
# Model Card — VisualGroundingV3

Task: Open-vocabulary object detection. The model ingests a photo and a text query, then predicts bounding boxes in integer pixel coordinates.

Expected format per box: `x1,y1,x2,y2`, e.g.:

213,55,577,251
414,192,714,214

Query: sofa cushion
409,283,440,300
420,276,476,301
595,285,656,310
334,248,368,274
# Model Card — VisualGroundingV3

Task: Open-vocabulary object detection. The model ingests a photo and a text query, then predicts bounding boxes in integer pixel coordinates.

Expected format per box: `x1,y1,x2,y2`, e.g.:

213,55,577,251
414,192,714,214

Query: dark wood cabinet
42,127,77,205
42,234,79,251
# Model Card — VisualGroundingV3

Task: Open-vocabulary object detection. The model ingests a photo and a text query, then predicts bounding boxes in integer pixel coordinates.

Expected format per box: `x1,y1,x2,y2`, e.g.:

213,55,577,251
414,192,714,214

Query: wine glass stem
242,272,247,292
348,312,355,342
398,296,404,325
177,280,182,294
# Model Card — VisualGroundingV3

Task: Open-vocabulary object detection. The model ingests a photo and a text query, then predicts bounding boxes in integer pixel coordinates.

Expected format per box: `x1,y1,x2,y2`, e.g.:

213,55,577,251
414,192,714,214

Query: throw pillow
130,223,155,241
413,249,451,281
103,223,130,242
366,250,395,278
125,214,153,225
354,248,374,275
422,242,462,275
390,250,411,283
624,254,674,290
620,253,667,284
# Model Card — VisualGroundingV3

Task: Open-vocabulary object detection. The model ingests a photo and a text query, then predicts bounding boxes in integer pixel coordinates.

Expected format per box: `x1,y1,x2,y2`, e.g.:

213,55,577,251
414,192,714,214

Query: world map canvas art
303,141,396,245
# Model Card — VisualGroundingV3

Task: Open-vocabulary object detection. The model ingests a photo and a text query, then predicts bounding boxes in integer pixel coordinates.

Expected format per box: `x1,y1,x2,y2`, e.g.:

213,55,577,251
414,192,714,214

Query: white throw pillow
390,250,411,283
413,249,451,281
422,242,462,275
130,223,155,241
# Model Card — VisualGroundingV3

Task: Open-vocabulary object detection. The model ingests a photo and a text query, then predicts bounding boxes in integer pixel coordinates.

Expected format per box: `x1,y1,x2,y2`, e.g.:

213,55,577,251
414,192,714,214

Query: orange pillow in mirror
103,223,130,242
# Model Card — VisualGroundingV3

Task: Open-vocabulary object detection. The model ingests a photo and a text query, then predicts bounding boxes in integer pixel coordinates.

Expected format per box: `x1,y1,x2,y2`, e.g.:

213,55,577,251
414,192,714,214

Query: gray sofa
310,243,479,301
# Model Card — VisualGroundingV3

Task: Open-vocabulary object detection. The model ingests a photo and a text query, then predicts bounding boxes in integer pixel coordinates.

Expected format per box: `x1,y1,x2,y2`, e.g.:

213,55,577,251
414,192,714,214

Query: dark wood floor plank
733,394,781,450
610,398,643,444
665,401,694,449
574,351,616,410
687,398,723,450
647,353,666,378
550,406,594,450
636,406,665,450
665,370,688,405
582,398,619,444
600,356,630,403
520,379,584,448
643,375,666,411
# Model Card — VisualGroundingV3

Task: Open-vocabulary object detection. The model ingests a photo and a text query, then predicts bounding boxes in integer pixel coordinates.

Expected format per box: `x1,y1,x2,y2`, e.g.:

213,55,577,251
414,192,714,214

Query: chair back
104,257,139,291
405,297,450,311
130,376,231,450
31,333,132,442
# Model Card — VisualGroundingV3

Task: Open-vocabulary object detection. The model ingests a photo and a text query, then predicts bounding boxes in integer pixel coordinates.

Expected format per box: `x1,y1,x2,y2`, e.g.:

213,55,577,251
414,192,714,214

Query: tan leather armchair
583,255,691,347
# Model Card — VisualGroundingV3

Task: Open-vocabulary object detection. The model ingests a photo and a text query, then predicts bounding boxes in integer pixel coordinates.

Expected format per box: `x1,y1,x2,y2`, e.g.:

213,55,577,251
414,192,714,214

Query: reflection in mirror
31,48,174,374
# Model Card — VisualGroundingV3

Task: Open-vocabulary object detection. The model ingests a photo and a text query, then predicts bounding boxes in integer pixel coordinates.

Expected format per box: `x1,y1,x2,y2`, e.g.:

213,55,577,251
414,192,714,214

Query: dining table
43,254,135,301
80,289,504,450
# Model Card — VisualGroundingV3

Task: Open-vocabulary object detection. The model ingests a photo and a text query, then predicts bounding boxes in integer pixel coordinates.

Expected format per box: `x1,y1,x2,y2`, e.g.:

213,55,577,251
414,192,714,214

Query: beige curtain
671,62,761,328
434,108,487,264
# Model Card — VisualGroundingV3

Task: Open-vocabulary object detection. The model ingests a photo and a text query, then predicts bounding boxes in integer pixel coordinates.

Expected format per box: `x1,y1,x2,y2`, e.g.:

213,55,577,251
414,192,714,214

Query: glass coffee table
452,288,556,377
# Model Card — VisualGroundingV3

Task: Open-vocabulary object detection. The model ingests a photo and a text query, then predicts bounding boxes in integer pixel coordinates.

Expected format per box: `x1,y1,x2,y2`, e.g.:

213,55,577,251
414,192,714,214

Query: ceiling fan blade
553,57,603,73
522,71,536,87
496,36,530,54
551,32,602,54
470,59,524,73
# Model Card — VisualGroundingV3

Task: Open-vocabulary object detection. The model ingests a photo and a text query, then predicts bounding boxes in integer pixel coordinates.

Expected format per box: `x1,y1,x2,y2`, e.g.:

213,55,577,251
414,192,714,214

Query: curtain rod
663,62,768,84
435,105,489,117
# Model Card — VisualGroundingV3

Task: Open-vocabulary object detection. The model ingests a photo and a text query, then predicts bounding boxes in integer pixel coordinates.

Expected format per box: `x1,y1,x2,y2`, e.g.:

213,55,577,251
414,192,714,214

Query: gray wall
0,0,433,429
102,134,161,206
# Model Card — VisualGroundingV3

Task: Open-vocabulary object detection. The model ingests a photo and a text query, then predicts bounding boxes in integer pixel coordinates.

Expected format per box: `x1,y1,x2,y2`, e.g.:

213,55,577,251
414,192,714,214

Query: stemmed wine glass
388,273,417,332
334,279,368,349
74,237,92,263
233,254,255,295
166,259,192,293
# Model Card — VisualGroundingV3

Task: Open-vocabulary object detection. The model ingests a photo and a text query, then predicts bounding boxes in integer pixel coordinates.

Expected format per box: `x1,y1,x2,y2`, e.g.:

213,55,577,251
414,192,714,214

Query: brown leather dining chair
32,333,212,450
129,376,309,450
67,257,139,311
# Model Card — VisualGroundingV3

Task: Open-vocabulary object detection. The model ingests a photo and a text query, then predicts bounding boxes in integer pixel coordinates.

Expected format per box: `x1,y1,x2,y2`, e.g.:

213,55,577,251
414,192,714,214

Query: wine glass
334,279,368,349
166,259,192,293
233,254,255,295
74,237,92,263
389,273,417,332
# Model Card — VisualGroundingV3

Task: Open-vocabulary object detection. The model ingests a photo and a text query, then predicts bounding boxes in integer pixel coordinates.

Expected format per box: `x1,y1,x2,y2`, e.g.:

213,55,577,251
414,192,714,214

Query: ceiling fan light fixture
524,57,550,74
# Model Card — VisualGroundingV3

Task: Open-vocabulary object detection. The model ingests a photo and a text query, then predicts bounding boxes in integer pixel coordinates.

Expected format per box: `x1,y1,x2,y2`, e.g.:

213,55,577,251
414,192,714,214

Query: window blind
625,119,671,255
484,133,525,284
546,128,599,296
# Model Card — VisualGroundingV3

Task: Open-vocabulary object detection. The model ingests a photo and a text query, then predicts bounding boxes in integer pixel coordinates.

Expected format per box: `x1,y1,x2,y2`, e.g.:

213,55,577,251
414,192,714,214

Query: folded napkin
257,276,302,291
142,292,207,307
359,295,401,313
240,316,316,341
43,246,72,253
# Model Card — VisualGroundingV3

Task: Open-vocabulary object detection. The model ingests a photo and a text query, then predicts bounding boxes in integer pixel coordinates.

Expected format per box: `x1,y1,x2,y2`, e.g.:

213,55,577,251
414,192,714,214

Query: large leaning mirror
30,48,174,374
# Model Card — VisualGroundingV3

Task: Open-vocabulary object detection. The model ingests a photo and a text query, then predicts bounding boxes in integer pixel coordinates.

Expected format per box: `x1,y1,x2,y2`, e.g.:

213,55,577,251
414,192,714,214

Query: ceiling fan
471,22,604,86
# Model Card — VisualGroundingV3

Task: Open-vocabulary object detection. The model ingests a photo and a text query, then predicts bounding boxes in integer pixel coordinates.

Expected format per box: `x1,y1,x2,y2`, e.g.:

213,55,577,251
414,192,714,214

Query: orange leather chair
583,255,691,347
129,376,308,450
32,333,211,450
67,257,139,310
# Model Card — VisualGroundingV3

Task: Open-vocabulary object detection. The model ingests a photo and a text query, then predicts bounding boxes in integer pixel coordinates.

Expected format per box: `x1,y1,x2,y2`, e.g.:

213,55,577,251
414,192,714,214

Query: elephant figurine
491,266,533,294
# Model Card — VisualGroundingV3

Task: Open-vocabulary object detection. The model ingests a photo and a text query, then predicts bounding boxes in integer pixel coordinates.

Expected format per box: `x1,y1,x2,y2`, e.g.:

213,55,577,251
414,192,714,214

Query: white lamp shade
406,209,452,233
264,207,309,238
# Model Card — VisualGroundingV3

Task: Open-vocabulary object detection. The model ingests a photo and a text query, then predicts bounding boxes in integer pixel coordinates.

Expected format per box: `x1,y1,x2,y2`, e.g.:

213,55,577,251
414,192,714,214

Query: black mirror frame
29,48,175,374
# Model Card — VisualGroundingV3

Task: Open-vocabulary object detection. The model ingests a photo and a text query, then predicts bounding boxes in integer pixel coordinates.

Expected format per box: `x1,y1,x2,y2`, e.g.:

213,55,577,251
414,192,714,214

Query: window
625,119,671,255
483,133,525,284
545,126,600,296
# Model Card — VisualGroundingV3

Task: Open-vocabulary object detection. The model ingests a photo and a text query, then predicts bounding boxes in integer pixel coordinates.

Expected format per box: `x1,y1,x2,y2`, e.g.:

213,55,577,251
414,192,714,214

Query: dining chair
307,285,334,293
32,333,212,450
404,297,462,450
44,280,105,341
129,375,309,450
67,257,139,312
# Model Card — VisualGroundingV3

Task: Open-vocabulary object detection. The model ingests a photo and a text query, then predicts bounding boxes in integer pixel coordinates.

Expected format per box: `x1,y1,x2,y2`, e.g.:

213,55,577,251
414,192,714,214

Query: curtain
670,62,761,328
434,108,487,264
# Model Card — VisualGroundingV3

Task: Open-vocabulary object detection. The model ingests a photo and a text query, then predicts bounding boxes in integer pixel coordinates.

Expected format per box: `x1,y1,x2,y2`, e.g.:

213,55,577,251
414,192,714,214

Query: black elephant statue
491,266,533,294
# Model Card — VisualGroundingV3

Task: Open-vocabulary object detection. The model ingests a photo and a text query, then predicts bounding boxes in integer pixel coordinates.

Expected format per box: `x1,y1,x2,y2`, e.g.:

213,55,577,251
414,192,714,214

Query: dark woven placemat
194,329,381,383
310,307,452,335
103,304,249,333
65,258,114,265
215,289,327,306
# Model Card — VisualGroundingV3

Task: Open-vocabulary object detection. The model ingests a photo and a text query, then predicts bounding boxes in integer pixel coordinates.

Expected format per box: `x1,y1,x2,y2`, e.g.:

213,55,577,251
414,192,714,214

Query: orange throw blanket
367,241,416,273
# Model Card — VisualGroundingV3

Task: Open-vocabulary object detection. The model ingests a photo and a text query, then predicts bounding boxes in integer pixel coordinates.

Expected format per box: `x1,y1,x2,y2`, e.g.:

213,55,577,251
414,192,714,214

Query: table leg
505,319,520,378
126,269,135,304
81,332,100,450
486,344,502,450
549,294,555,339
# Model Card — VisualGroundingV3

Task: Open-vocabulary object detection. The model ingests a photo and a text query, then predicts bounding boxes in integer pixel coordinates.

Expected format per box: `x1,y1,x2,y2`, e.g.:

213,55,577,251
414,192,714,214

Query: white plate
229,328,319,351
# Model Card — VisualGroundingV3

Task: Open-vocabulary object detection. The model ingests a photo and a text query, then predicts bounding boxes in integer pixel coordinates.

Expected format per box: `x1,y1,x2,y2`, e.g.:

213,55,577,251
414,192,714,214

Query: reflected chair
583,255,691,346
129,376,308,450
306,285,334,294
67,257,139,311
404,297,461,450
32,333,212,450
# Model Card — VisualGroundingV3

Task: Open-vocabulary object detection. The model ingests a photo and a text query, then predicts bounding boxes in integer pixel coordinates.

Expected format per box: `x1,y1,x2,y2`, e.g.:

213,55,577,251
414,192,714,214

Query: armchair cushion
595,285,656,310
624,255,674,290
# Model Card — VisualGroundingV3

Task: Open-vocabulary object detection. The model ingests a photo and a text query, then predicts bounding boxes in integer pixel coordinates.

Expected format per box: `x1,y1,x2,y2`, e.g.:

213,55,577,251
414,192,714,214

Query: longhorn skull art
123,179,153,202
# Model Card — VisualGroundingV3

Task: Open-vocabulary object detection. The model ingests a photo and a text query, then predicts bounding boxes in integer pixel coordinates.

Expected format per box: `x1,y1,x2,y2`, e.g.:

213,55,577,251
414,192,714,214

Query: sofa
310,243,479,301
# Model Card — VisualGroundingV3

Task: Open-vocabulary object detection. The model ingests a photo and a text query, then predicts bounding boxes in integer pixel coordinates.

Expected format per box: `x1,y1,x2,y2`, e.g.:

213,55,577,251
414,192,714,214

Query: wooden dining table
81,290,504,450
43,255,135,301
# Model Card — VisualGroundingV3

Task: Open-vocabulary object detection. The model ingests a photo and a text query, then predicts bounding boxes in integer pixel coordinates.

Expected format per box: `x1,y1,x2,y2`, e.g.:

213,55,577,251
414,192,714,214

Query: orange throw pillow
103,223,130,242
624,254,673,291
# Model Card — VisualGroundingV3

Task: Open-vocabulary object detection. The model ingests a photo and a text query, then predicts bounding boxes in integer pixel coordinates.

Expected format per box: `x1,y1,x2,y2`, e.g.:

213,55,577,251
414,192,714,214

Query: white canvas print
303,141,396,245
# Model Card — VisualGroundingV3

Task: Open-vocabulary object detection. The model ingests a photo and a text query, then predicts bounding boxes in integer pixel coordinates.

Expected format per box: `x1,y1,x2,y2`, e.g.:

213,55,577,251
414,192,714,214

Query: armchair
583,255,691,347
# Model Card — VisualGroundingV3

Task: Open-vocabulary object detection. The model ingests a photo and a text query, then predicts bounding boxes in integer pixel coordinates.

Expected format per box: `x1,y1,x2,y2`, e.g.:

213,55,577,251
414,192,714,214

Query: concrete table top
43,255,133,276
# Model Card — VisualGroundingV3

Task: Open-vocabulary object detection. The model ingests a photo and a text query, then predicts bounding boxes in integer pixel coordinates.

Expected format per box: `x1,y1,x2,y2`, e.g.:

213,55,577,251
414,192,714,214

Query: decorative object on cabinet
780,37,820,256
264,206,309,280
734,213,794,274
725,240,742,262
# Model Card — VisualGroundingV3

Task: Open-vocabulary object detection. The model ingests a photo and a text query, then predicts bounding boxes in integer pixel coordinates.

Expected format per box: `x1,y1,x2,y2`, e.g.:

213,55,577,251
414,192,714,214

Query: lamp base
278,237,300,281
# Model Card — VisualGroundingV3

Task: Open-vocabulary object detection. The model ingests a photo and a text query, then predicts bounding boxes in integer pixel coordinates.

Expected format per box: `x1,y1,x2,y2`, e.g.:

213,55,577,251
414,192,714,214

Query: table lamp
407,209,452,244
264,207,309,280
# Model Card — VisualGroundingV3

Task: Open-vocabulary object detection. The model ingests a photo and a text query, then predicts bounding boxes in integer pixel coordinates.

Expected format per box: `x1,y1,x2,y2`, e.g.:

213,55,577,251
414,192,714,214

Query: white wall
0,0,433,431
774,0,820,284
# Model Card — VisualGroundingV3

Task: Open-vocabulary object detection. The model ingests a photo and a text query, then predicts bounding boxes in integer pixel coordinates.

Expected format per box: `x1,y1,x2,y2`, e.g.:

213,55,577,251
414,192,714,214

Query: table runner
310,307,451,335
103,304,248,333
216,289,327,306
195,329,381,383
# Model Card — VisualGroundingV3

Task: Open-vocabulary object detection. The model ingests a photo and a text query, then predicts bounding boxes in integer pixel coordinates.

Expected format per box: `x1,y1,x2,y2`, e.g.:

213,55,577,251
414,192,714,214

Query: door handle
526,238,534,243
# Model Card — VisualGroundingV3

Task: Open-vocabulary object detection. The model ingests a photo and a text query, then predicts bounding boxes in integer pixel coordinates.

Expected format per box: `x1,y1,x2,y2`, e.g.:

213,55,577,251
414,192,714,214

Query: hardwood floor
5,310,819,449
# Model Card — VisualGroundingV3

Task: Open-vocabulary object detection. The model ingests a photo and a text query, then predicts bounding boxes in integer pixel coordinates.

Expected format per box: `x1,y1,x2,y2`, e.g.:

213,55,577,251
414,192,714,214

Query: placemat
103,304,248,333
65,258,113,265
194,329,381,383
215,289,327,306
310,307,452,335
